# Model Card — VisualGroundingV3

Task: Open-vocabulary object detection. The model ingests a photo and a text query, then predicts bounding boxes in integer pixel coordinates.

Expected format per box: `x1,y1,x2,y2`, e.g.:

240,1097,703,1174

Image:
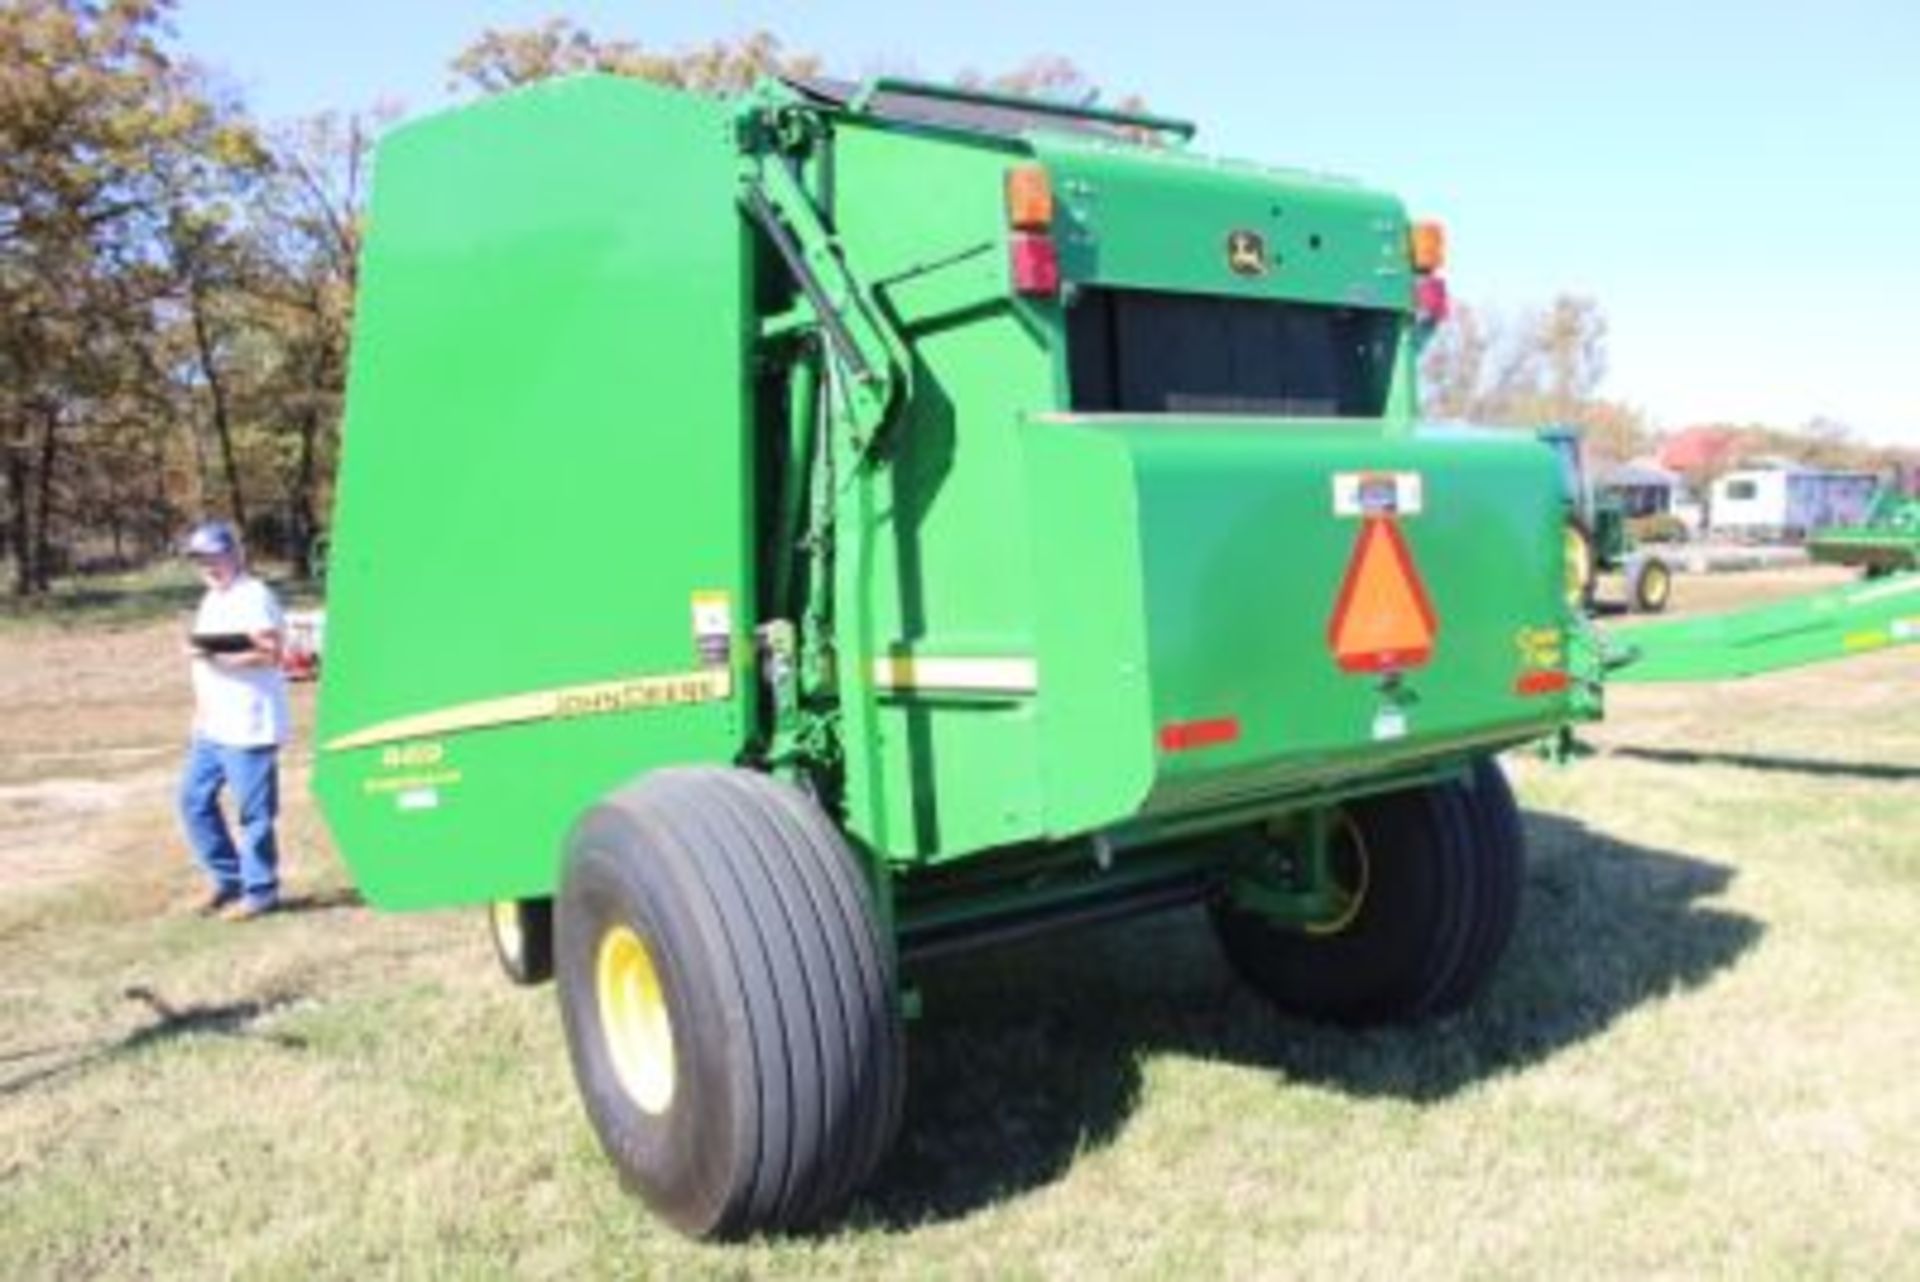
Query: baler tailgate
1022,417,1573,830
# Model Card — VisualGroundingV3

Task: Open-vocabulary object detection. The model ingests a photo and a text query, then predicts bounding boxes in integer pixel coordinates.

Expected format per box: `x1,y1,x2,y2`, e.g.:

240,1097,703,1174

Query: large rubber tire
1212,782,1478,1025
1212,763,1525,1024
1428,757,1526,1015
1629,555,1673,614
488,898,554,985
556,767,903,1240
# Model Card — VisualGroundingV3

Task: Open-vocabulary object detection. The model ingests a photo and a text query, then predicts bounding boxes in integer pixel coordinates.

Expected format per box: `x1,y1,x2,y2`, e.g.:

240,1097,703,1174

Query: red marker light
1158,716,1241,754
1414,275,1450,324
1010,232,1061,296
1515,670,1571,696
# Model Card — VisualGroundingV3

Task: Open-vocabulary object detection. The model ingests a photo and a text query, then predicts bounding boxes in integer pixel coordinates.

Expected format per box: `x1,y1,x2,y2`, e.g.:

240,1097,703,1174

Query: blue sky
176,1,1920,446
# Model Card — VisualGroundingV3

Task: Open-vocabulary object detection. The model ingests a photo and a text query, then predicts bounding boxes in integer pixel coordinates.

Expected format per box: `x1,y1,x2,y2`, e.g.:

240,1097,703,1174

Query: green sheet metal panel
1612,571,1920,681
822,119,1550,860
1020,423,1158,838
823,121,1062,864
1030,135,1414,312
1021,418,1571,829
314,76,752,908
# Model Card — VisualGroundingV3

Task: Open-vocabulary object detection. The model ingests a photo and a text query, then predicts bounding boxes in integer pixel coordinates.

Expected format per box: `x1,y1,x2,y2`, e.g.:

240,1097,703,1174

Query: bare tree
448,21,819,97
1420,293,1649,464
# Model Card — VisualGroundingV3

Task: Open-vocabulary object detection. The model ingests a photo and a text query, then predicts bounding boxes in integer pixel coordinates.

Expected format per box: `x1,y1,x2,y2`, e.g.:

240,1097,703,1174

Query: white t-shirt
192,574,292,748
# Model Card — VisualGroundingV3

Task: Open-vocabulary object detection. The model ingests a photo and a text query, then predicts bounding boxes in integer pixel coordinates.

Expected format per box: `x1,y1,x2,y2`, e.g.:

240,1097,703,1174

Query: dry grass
2,567,1916,1278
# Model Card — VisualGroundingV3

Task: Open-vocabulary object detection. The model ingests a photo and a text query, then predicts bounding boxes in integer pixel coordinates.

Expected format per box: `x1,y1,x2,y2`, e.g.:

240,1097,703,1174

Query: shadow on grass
1611,744,1920,783
856,810,1762,1229
0,985,307,1098
274,888,365,917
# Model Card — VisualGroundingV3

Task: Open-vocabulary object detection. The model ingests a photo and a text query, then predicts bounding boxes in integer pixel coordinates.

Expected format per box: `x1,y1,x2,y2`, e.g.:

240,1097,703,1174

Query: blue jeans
178,737,280,906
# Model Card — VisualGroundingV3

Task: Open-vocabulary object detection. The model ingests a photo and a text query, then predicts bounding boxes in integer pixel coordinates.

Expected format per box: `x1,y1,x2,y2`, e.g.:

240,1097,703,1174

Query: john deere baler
317,74,1578,1237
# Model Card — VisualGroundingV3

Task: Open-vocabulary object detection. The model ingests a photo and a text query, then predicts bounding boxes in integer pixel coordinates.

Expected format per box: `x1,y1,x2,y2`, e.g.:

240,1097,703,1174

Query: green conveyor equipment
1610,570,1919,683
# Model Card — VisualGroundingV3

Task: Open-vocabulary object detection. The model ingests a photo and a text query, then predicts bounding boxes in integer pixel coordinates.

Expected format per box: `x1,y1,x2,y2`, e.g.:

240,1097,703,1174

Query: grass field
3,566,1916,1278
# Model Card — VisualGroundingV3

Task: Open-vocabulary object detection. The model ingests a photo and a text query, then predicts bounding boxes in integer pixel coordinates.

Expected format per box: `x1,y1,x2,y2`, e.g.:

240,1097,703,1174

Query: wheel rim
1563,525,1594,606
596,924,676,1114
1304,812,1372,936
491,900,523,963
1643,564,1671,609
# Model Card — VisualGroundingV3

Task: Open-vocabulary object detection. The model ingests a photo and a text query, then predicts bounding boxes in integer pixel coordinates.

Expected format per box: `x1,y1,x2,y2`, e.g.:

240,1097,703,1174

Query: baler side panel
314,78,752,909
1021,425,1158,838
825,124,1058,863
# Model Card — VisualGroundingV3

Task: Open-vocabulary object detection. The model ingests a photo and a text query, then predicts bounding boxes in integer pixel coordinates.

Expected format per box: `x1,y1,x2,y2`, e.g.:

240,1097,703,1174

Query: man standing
178,521,290,920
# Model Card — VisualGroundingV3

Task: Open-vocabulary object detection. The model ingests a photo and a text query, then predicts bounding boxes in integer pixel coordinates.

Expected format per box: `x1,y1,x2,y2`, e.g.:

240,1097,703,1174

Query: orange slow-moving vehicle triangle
1327,517,1439,673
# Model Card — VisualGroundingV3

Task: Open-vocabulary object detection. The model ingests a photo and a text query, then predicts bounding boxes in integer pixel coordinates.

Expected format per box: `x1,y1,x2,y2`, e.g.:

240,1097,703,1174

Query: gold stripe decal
324,668,733,752
871,655,1038,695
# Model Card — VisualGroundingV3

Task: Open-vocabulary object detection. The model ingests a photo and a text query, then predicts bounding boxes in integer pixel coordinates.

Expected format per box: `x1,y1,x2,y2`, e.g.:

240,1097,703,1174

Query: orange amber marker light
1410,220,1446,273
1006,164,1054,231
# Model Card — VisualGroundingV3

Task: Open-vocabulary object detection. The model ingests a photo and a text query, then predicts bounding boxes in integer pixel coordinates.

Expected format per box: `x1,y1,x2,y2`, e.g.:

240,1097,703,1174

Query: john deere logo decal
1227,229,1268,277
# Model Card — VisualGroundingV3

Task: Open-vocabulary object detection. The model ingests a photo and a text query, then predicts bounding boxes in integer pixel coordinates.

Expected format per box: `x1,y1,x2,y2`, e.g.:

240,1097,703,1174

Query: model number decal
379,741,445,770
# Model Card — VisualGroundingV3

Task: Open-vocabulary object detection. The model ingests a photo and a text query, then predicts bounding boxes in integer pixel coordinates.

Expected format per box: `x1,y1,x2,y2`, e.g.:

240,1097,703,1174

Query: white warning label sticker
692,591,733,669
1372,705,1409,741
1334,472,1425,518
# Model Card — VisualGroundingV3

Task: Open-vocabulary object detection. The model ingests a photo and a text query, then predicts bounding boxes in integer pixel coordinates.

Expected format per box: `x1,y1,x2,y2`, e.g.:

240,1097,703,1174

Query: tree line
1,3,1143,598
1419,294,1914,482
2,0,370,592
5,4,1903,599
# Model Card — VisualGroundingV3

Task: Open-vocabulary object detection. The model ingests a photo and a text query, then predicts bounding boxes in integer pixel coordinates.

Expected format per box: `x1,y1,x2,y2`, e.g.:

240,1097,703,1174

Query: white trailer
1710,466,1879,541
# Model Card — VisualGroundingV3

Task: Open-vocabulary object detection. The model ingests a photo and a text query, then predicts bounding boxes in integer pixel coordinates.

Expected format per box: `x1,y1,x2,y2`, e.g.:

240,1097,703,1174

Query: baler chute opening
1064,287,1402,418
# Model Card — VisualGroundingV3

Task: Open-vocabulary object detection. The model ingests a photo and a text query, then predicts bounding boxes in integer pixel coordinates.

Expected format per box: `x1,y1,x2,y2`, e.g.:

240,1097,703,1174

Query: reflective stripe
323,668,732,752
870,655,1038,695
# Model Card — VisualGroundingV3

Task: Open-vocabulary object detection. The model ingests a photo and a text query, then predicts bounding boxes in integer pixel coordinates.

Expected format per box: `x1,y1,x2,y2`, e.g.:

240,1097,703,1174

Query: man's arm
206,629,283,670
205,581,285,670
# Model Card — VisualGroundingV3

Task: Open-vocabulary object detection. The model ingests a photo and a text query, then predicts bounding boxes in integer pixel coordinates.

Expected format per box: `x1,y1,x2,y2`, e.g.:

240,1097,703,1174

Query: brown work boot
218,898,278,923
186,887,242,917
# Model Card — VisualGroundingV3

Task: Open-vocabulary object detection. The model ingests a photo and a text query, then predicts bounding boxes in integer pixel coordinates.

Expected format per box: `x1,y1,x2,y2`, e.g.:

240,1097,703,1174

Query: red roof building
1657,426,1744,475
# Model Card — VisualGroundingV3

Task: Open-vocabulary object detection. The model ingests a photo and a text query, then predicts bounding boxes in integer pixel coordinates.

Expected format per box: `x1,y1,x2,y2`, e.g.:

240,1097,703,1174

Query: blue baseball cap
183,520,240,559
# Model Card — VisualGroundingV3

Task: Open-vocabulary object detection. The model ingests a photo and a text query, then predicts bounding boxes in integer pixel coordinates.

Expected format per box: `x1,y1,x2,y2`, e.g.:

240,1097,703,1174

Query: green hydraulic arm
731,87,927,793
1607,571,1920,683
735,90,912,460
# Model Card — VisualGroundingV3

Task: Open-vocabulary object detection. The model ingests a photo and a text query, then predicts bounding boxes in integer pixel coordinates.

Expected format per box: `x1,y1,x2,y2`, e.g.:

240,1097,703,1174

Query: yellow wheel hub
1563,524,1594,607
1304,813,1372,937
491,900,523,961
596,924,677,1114
1643,564,1671,608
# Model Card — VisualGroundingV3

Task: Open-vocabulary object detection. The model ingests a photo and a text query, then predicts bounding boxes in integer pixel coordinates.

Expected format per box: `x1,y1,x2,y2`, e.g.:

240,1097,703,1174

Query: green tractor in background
1540,425,1674,614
